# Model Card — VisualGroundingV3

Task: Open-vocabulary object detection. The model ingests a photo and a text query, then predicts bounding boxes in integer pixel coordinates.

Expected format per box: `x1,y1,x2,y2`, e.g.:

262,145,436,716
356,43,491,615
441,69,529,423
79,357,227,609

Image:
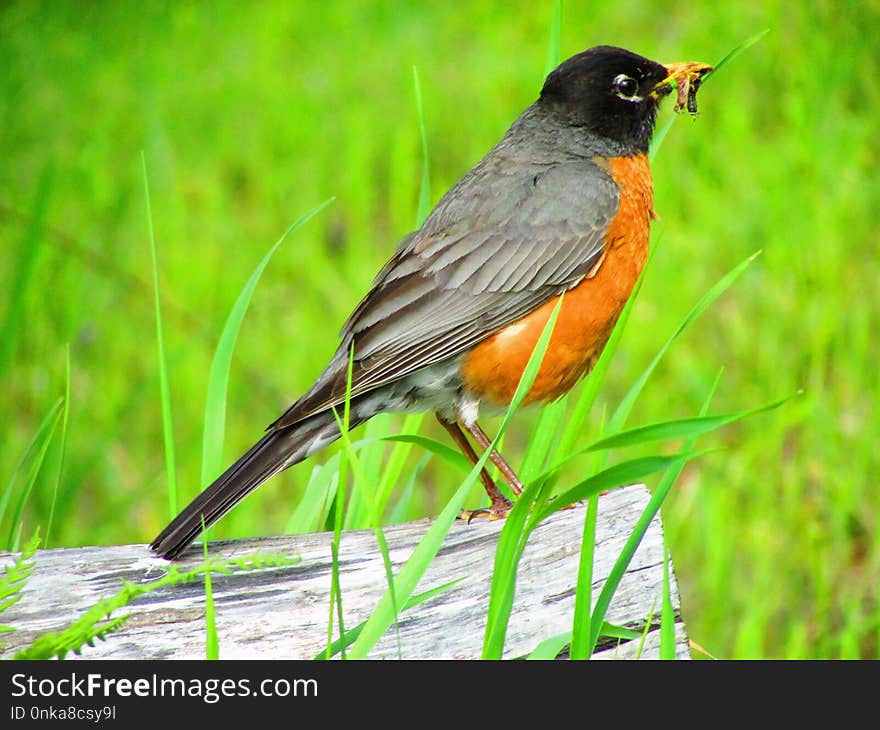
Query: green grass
1,1,878,659
11,549,296,660
144,154,179,519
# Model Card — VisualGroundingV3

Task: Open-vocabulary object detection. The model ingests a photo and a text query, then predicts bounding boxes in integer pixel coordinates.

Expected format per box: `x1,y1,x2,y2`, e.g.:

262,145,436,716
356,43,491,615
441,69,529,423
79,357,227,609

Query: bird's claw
458,498,513,524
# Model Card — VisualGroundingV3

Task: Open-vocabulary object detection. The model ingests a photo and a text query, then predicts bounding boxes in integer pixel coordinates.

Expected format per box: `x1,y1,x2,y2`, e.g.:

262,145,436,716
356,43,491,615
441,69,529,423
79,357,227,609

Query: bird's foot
459,496,513,524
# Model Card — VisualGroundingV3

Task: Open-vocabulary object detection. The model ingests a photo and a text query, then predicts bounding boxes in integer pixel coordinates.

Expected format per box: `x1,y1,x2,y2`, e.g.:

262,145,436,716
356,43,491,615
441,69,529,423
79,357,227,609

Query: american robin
151,45,712,559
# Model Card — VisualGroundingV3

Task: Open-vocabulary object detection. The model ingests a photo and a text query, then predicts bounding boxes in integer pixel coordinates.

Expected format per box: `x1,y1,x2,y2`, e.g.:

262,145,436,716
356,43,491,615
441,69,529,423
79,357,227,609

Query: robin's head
539,45,709,155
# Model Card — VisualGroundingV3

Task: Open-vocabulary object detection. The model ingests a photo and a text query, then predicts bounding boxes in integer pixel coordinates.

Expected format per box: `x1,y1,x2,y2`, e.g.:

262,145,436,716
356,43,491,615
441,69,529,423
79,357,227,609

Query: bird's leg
435,413,512,519
462,420,525,497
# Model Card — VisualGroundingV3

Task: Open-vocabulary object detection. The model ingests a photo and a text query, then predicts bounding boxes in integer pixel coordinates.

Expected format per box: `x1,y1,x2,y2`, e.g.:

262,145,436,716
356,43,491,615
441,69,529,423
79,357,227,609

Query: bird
151,45,712,559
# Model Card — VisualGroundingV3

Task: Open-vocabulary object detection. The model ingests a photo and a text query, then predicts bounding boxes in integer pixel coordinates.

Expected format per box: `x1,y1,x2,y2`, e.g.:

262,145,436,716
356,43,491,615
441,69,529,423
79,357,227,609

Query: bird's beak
651,61,713,96
651,61,713,113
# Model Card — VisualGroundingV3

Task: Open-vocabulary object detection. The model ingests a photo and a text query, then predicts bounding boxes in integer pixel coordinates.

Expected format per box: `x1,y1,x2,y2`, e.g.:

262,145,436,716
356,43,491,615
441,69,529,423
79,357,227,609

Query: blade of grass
526,621,641,660
480,448,704,658
635,598,658,658
569,408,606,659
3,398,63,550
351,296,565,660
342,417,400,529
478,297,588,657
480,479,538,658
543,0,564,78
380,434,471,472
648,115,677,163
330,397,405,659
590,394,797,451
527,632,570,660
286,430,414,533
586,369,723,655
200,197,335,490
284,458,340,534
660,544,676,659
532,452,705,527
518,398,566,483
45,344,71,548
373,413,425,516
314,577,465,660
545,239,657,479
412,66,431,227
202,517,219,660
326,343,355,659
387,454,430,524
346,471,482,659
706,29,770,80
142,153,178,519
569,492,598,659
537,391,798,482
480,297,566,657
607,251,759,433
600,622,643,642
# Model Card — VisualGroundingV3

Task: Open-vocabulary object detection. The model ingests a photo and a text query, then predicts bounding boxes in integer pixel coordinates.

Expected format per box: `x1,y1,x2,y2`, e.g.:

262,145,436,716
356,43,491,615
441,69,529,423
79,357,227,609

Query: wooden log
0,483,688,660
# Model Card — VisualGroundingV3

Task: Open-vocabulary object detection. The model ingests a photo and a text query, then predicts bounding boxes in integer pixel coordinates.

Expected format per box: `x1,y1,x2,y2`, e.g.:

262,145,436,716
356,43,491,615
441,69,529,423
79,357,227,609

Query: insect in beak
653,61,713,114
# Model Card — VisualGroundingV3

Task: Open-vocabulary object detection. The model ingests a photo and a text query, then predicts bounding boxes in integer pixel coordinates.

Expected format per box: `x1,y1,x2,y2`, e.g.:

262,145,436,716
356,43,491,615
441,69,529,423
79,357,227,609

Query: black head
539,45,672,155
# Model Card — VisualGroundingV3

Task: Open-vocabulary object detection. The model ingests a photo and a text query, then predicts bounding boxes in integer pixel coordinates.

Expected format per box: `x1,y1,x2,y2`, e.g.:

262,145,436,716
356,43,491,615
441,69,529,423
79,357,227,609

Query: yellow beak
652,61,714,113
654,61,714,92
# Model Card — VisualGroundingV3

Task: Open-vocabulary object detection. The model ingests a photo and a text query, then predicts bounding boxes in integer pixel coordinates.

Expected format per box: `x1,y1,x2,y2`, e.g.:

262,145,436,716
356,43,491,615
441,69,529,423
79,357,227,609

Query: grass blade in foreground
487,251,766,656
380,434,471,473
660,544,676,659
344,444,487,658
199,197,335,490
284,457,340,534
568,492,598,658
314,578,464,660
607,251,759,433
202,519,219,660
329,356,406,659
543,240,655,483
371,414,426,515
536,391,799,482
479,298,566,657
349,297,564,660
143,154,178,519
482,450,703,655
3,398,63,550
586,370,723,655
526,622,640,660
706,29,770,80
326,345,355,659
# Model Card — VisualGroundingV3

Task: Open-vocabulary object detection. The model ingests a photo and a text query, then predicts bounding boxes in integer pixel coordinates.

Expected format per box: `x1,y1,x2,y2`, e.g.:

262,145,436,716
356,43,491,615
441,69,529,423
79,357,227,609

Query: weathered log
0,483,688,659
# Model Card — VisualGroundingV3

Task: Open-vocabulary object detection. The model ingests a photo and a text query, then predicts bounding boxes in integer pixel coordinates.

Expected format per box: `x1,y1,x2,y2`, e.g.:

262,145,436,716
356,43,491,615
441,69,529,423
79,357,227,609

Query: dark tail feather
150,409,362,560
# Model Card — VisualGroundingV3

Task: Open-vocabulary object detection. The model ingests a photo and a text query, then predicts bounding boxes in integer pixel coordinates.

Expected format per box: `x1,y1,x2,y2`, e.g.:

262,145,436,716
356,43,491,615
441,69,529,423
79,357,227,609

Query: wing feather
270,157,620,429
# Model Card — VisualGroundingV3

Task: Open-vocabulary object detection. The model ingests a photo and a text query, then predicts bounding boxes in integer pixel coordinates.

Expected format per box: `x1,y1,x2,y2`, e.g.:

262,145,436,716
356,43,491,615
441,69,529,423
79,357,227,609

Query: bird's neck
508,103,651,159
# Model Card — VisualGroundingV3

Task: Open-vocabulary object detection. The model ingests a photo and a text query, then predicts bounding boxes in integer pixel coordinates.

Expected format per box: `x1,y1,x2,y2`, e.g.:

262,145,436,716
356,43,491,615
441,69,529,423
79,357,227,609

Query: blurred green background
1,0,877,658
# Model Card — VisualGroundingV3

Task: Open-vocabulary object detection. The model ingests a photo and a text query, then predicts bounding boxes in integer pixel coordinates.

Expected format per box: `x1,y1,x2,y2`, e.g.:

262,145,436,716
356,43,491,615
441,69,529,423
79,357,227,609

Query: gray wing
271,158,619,429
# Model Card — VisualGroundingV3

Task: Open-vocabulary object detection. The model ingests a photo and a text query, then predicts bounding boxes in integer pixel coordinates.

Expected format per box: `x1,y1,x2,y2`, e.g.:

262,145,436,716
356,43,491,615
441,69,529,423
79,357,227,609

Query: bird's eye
613,74,640,101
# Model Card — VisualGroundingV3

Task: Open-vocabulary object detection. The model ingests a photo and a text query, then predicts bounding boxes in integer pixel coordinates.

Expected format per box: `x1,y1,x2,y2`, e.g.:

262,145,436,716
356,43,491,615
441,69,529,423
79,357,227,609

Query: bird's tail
150,408,364,560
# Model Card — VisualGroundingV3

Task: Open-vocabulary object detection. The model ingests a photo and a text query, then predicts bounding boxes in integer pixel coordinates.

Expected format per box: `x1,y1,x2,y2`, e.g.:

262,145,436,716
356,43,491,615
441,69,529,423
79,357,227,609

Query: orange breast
460,154,654,407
